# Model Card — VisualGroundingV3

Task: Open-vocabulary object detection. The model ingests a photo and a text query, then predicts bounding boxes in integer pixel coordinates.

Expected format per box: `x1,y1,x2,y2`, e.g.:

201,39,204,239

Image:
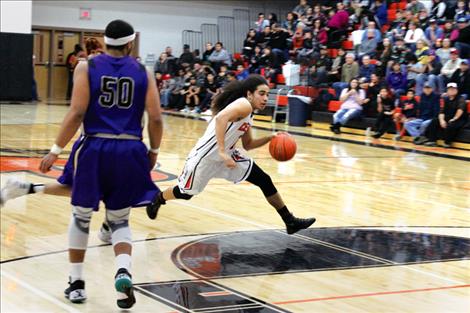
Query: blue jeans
332,82,349,100
415,74,438,96
333,108,362,125
404,118,432,137
438,74,450,94
160,89,171,107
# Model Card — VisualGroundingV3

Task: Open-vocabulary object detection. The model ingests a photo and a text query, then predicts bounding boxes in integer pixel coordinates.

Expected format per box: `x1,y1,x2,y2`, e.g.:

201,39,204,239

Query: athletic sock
70,263,84,282
158,192,166,205
277,206,293,223
115,254,131,272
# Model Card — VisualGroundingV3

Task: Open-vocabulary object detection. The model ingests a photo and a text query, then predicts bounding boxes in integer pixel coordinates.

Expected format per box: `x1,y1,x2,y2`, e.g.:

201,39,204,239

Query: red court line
273,284,470,305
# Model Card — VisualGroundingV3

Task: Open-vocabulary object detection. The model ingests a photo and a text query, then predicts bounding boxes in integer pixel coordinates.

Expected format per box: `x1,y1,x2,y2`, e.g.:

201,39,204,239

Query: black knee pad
246,163,278,197
173,186,193,200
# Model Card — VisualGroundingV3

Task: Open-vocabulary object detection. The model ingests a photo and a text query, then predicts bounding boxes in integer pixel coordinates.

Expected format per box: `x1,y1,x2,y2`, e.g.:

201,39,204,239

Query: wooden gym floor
1,102,469,313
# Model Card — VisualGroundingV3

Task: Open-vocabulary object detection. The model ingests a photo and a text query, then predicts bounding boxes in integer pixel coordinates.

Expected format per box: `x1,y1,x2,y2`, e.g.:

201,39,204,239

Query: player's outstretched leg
0,178,44,206
246,163,316,234
146,186,192,220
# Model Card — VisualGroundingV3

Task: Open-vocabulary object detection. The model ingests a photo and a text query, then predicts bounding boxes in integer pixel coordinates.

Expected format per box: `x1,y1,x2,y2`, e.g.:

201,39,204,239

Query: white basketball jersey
189,97,253,160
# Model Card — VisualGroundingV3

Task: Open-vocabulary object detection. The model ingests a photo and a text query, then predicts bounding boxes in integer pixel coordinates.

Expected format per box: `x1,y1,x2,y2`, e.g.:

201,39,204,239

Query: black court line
1,226,469,264
162,111,470,161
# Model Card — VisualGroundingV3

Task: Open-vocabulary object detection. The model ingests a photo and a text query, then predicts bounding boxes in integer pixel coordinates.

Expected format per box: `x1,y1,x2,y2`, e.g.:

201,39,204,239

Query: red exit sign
79,8,91,20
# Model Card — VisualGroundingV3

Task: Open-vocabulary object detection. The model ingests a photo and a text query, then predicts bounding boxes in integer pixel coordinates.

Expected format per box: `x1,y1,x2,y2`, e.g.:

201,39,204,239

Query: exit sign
79,8,91,20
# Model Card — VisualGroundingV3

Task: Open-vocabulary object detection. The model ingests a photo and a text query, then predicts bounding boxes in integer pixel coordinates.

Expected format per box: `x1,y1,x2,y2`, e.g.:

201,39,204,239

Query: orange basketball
269,133,297,162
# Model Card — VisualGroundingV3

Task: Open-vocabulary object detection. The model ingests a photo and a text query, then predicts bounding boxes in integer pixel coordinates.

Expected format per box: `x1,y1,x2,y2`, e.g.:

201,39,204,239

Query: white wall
32,1,295,58
1,0,32,34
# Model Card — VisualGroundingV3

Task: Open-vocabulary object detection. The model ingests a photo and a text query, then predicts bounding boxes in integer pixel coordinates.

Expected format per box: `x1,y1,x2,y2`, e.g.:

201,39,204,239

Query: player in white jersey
147,75,315,234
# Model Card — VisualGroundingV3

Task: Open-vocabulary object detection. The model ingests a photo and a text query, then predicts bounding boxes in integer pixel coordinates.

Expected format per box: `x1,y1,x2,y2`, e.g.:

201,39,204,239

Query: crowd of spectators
154,0,470,147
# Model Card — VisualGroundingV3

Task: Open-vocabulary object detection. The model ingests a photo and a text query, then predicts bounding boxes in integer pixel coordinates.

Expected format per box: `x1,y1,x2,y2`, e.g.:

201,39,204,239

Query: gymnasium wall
32,1,295,58
1,0,32,34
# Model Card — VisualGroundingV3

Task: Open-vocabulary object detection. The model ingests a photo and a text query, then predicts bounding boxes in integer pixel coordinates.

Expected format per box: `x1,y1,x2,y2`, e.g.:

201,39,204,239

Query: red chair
398,1,407,10
233,53,242,61
387,9,397,23
328,100,342,112
327,88,337,98
328,49,339,58
390,2,398,9
370,59,378,65
277,74,286,84
276,95,289,106
342,40,354,50
381,24,390,33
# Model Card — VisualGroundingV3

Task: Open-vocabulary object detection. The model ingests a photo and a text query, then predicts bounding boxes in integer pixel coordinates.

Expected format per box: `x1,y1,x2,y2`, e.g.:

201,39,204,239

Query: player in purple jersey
38,20,163,308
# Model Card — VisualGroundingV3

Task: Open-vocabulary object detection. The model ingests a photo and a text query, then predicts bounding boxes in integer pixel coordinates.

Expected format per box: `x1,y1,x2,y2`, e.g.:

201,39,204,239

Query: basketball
269,133,297,162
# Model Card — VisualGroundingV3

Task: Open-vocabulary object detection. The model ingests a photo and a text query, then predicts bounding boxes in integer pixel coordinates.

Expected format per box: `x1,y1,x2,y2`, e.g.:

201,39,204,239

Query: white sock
33,184,45,193
115,254,131,272
70,263,83,282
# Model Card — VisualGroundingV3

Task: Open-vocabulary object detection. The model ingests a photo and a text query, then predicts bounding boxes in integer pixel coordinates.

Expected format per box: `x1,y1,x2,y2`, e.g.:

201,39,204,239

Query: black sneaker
285,216,316,235
146,192,164,220
64,278,86,303
115,268,136,309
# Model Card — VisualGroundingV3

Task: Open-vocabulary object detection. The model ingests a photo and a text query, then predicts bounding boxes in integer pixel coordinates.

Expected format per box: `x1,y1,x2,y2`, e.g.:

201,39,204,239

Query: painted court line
1,270,80,313
272,284,470,305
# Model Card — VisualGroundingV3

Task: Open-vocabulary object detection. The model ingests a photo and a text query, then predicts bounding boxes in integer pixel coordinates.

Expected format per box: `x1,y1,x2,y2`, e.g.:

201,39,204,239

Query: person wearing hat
438,48,462,93
178,44,195,68
406,82,441,144
455,17,470,58
449,59,470,99
425,18,444,42
422,82,468,147
415,50,442,96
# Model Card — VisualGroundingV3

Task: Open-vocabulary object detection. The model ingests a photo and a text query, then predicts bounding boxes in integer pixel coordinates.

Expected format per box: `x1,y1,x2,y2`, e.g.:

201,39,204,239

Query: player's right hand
39,153,58,173
220,153,236,169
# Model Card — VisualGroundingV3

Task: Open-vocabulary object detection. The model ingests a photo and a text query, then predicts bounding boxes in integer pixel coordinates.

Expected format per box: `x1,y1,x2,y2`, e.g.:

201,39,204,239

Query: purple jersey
85,54,148,138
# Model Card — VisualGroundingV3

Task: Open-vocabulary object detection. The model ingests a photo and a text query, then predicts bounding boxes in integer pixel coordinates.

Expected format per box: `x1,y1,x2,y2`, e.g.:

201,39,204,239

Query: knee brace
173,186,193,200
106,208,132,245
69,206,93,250
246,163,277,197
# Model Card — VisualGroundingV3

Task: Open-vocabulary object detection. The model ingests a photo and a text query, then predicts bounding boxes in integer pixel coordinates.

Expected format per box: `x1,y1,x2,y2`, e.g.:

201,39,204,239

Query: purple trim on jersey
71,137,159,210
85,54,148,137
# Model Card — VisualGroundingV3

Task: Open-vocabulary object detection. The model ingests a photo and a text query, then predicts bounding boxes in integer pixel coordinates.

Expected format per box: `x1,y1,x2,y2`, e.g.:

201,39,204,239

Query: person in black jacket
371,88,395,139
449,59,470,99
455,18,470,58
423,83,469,147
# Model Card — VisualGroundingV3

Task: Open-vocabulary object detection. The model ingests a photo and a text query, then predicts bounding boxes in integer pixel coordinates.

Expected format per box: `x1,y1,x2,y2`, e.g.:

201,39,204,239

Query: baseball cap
183,44,190,49
450,48,459,54
447,82,458,89
423,82,433,88
359,77,369,84
429,18,437,23
461,59,469,65
457,17,467,23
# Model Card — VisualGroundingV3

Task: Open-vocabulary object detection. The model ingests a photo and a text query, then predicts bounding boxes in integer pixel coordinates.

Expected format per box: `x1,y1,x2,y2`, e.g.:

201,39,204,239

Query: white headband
104,33,135,46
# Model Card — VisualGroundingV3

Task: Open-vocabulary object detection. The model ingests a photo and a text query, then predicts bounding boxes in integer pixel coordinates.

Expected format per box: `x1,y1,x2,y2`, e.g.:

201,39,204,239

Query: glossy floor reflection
172,228,470,279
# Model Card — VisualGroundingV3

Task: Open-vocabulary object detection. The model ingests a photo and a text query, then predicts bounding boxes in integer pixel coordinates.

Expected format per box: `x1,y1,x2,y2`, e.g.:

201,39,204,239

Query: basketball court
1,103,469,312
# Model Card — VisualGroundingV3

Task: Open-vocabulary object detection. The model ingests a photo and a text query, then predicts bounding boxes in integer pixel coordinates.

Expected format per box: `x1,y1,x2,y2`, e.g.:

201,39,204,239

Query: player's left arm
241,129,274,151
39,61,90,173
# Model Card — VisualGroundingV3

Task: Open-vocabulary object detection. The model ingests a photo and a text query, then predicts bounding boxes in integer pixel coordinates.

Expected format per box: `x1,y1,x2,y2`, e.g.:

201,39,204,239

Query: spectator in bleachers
449,59,470,99
390,36,410,68
155,71,164,91
202,42,214,63
442,21,459,40
193,49,202,64
180,76,201,113
430,0,447,22
454,1,469,22
358,29,379,58
371,87,395,138
293,0,310,18
282,12,298,36
302,7,315,29
178,44,195,68
154,52,171,75
423,82,468,147
268,13,278,26
236,64,249,80
248,45,262,73
255,13,270,33
259,46,282,85
297,31,315,64
425,18,444,43
389,10,407,37
377,37,392,76
387,61,407,99
405,82,441,143
361,21,382,42
309,45,332,86
290,27,305,58
311,19,328,47
194,72,219,114
256,26,271,49
312,4,327,26
436,38,452,65
371,0,387,28
415,50,442,95
404,22,425,50
216,64,229,86
243,29,257,59
406,0,426,16
393,89,418,140
359,77,374,115
359,55,376,80
417,7,430,28
326,3,350,40
330,78,366,134
405,53,424,89
209,42,232,72
269,23,290,61
415,39,430,65
438,48,462,93
351,0,370,24
167,68,186,110
455,17,470,58
327,48,346,83
333,53,359,99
